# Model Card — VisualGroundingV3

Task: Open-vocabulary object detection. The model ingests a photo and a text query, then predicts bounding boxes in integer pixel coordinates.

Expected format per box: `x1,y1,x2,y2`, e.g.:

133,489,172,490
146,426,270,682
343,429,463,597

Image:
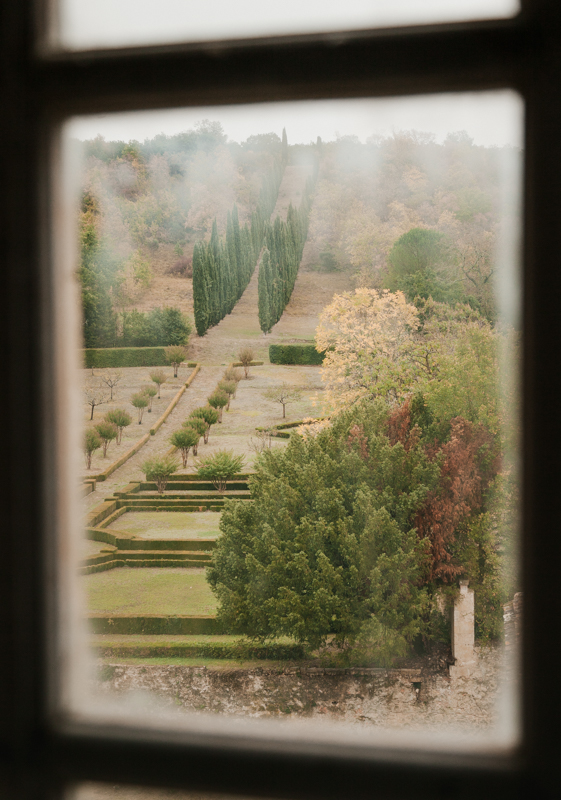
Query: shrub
208,390,229,422
218,380,236,409
105,408,132,444
269,343,325,365
164,345,188,378
131,392,149,423
190,406,219,443
183,418,206,454
170,428,200,468
141,455,179,493
223,366,242,392
119,306,192,347
238,346,255,378
94,421,118,457
140,384,158,411
84,429,101,469
166,257,193,277
196,450,245,492
150,369,167,398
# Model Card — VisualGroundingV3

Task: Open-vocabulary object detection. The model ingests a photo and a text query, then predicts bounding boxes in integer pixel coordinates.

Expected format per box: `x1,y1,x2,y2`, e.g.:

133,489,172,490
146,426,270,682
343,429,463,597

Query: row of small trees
84,347,190,466
193,159,286,337
168,363,244,469
144,351,255,491
258,177,315,334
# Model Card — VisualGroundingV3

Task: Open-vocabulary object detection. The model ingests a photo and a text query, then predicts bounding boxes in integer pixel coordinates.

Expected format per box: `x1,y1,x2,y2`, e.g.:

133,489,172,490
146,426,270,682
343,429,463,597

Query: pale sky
58,0,519,50
67,92,523,149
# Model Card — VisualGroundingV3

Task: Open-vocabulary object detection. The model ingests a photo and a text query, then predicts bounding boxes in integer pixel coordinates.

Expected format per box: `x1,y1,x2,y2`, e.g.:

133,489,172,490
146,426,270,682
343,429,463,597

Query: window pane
57,92,523,752
55,0,520,51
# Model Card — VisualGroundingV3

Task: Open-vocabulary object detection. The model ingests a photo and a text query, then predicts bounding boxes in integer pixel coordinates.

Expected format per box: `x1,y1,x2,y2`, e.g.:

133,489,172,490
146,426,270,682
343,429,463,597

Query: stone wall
96,644,504,733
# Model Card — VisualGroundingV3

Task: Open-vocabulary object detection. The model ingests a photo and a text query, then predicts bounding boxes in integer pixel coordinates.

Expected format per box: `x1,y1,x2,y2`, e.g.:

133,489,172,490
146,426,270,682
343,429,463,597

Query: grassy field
108,511,222,539
84,567,217,615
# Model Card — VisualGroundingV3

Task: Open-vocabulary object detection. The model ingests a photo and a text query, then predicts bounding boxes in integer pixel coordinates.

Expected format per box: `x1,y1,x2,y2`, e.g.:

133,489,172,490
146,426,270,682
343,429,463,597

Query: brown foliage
166,257,193,277
415,417,499,582
346,424,369,461
387,399,420,452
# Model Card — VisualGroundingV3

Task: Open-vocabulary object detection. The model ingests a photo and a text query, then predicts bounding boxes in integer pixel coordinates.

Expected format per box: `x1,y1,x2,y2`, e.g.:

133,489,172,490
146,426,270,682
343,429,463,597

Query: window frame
1,1,560,797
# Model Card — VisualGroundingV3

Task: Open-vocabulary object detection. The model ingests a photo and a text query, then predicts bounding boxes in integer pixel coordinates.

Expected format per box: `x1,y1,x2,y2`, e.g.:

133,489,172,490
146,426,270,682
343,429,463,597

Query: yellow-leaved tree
315,288,420,411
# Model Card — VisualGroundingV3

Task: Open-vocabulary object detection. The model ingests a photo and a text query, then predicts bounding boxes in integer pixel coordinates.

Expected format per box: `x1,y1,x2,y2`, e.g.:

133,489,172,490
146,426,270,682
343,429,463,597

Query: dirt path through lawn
188,164,314,365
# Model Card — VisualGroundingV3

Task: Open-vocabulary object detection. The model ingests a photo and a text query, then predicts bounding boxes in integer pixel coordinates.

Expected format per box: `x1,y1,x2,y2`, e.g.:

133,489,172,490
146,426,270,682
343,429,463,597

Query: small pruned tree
208,390,229,422
262,382,303,419
104,408,132,444
170,427,200,468
183,418,205,454
150,369,167,398
190,406,219,442
131,392,149,423
84,429,101,469
141,455,179,494
218,380,236,410
238,347,254,379
196,450,245,493
84,382,107,421
141,384,158,411
99,369,123,401
223,366,242,396
94,421,118,458
165,345,188,378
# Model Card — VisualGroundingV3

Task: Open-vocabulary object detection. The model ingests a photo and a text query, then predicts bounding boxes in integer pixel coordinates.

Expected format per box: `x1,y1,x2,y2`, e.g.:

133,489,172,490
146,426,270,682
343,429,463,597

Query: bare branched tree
262,383,302,419
99,370,123,401
84,381,108,421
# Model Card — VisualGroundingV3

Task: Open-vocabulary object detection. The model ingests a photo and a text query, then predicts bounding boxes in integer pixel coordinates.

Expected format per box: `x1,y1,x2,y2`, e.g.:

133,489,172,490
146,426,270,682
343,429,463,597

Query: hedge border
92,640,306,660
231,360,264,368
88,614,220,635
84,363,200,481
84,343,199,370
255,417,328,439
268,344,325,365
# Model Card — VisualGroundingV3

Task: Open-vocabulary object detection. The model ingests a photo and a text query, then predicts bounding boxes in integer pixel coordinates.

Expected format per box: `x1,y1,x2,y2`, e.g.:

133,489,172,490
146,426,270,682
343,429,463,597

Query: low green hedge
269,344,325,365
84,347,168,368
94,641,306,660
88,614,220,635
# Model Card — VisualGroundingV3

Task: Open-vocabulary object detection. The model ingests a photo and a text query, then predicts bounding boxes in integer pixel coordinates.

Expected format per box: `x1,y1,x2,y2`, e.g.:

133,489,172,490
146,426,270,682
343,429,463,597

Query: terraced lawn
84,567,217,615
108,510,222,539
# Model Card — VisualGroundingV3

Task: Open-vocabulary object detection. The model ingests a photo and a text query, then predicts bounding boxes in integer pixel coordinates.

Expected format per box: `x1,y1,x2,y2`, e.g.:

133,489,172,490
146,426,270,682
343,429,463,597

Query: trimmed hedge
88,614,220,635
84,347,167,368
93,640,306,660
269,343,325,365
84,347,198,369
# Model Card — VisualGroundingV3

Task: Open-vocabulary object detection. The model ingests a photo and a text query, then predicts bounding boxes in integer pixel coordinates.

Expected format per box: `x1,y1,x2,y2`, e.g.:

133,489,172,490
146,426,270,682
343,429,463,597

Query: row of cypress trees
193,157,285,337
258,174,316,334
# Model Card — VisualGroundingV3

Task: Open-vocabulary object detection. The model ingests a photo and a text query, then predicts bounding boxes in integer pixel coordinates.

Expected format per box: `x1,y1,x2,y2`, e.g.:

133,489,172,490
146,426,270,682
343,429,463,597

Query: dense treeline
307,130,518,323
258,174,315,333
192,155,285,336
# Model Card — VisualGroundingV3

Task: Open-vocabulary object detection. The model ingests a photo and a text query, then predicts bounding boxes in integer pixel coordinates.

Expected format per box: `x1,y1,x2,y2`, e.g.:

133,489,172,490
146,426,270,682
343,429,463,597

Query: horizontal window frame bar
33,17,531,116
44,721,523,800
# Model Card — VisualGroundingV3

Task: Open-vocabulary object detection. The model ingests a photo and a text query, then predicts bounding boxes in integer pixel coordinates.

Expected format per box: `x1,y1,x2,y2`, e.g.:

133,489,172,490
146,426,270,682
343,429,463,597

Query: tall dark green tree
192,242,210,336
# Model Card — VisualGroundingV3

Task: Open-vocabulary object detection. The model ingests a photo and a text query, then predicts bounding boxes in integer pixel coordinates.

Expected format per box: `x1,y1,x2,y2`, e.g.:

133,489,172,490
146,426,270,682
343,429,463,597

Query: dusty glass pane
55,0,520,51
57,92,523,751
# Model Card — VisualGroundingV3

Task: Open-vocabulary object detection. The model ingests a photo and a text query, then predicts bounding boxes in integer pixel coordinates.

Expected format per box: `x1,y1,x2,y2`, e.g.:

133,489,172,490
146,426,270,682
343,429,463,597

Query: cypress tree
258,248,273,334
192,242,210,336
